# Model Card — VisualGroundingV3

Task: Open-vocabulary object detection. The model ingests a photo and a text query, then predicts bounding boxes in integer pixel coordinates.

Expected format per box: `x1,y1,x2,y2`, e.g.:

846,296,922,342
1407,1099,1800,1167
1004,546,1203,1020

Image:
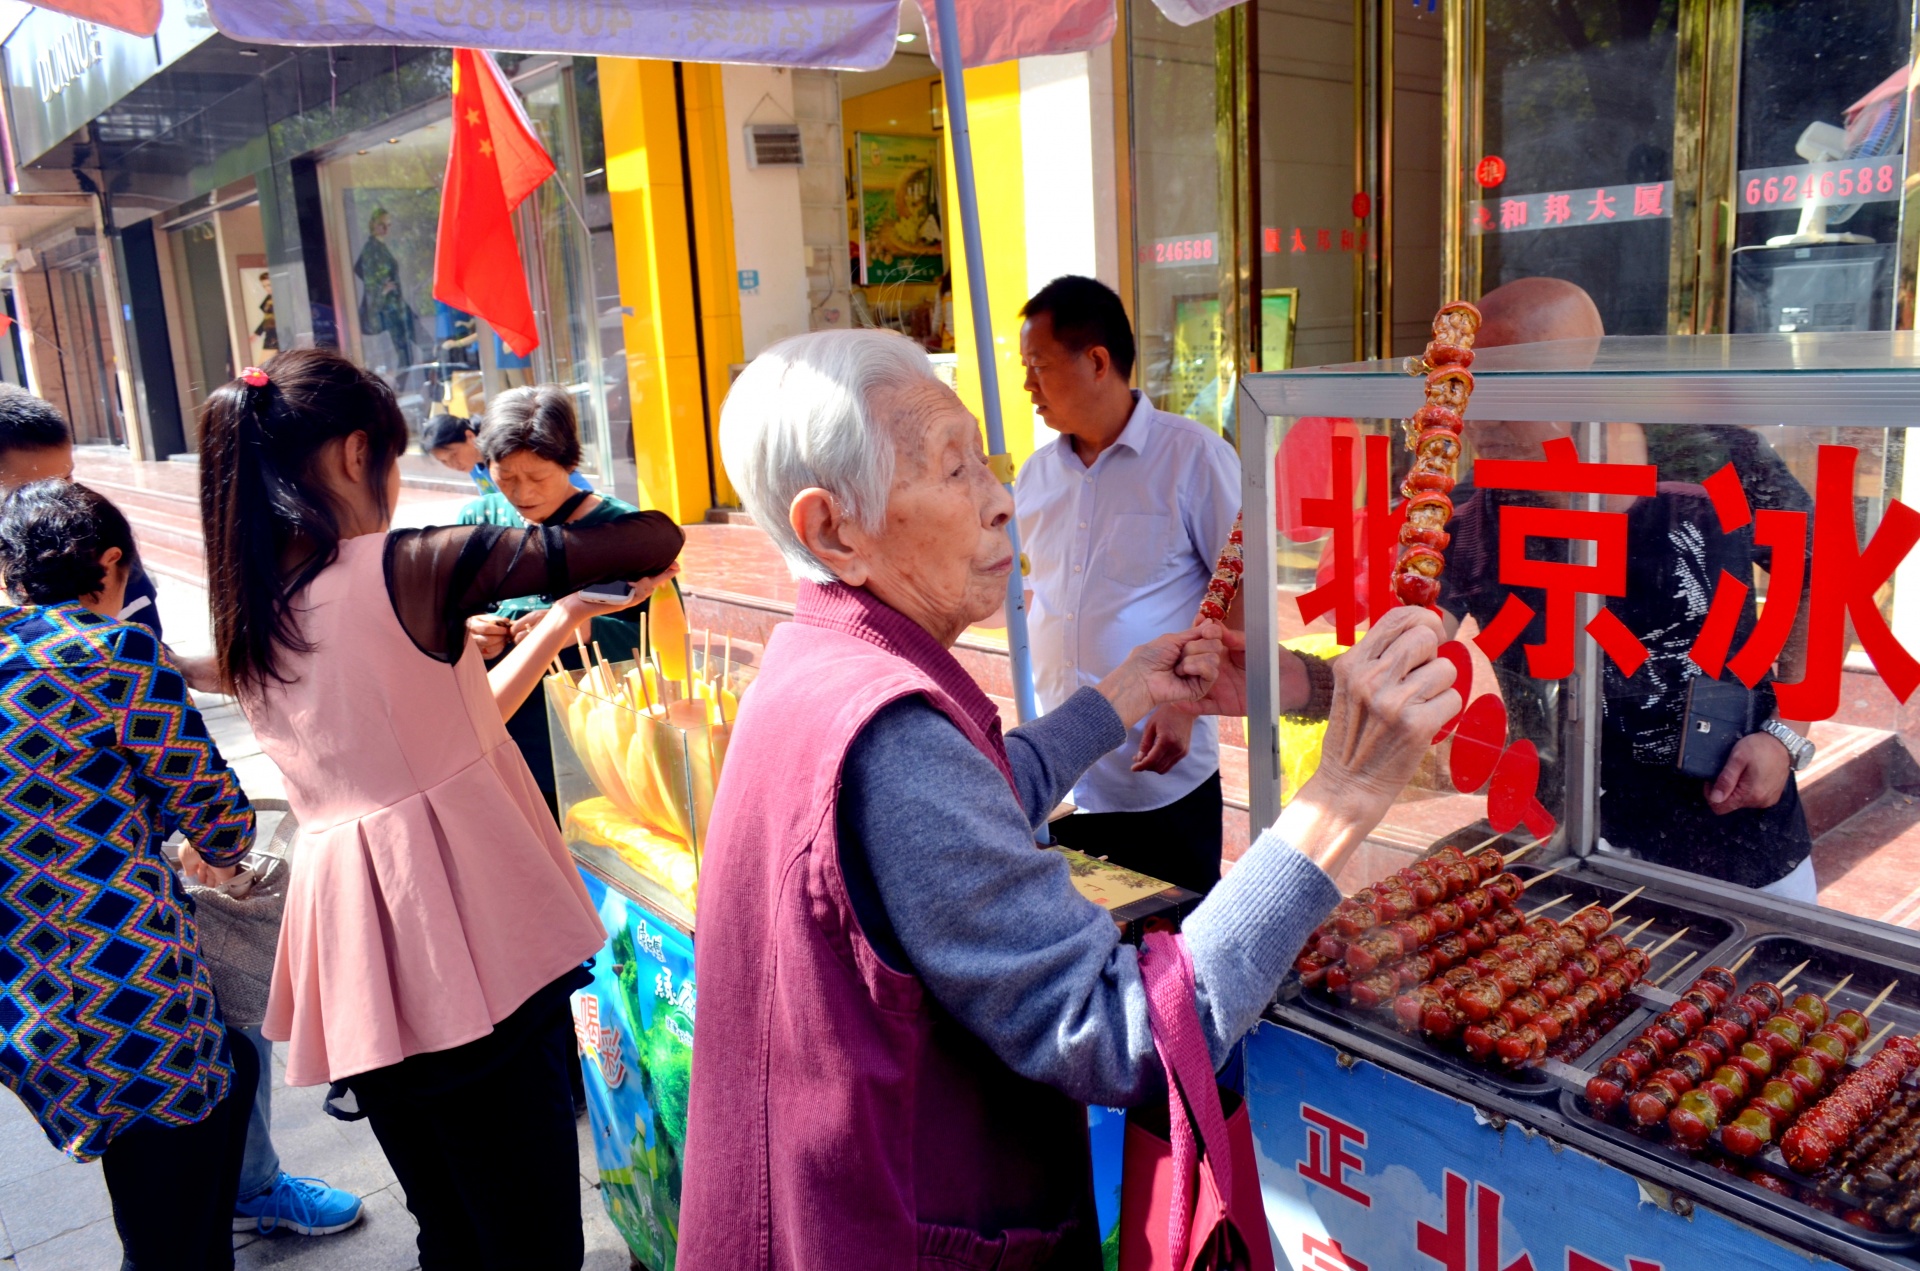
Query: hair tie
241,367,270,388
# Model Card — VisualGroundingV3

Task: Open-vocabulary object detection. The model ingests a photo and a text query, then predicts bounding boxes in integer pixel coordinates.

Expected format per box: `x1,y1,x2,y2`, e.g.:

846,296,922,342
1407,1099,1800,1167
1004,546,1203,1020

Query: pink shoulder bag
1119,930,1276,1271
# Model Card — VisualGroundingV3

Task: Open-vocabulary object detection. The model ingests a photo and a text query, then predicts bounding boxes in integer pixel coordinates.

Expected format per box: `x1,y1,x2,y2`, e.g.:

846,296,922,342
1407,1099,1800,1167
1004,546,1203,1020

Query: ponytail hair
198,348,408,691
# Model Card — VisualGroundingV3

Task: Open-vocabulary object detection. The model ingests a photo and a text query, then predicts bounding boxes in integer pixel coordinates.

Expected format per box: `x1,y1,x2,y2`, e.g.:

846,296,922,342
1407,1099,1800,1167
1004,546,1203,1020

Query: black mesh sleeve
382,512,686,661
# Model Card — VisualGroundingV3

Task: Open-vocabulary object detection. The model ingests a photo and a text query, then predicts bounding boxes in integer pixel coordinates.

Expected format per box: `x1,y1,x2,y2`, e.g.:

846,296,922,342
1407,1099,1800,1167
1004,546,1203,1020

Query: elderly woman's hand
1095,622,1225,730
1283,606,1462,876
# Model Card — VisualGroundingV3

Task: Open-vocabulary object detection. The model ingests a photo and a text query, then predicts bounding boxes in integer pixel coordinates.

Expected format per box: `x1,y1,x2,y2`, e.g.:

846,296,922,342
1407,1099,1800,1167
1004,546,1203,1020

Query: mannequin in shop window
354,207,415,370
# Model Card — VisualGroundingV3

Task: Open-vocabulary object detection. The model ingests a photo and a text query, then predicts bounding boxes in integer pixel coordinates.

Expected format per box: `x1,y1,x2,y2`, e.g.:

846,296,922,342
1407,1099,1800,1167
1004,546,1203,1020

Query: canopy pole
932,0,1040,725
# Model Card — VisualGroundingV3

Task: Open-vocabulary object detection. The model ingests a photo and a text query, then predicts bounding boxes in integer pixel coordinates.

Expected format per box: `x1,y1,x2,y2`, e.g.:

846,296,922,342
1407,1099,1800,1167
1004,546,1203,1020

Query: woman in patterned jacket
0,480,257,1270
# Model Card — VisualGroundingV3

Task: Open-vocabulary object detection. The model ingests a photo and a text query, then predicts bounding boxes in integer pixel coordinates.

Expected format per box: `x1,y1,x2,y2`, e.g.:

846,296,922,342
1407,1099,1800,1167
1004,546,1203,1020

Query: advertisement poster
1246,1024,1840,1271
573,870,696,1271
854,132,944,286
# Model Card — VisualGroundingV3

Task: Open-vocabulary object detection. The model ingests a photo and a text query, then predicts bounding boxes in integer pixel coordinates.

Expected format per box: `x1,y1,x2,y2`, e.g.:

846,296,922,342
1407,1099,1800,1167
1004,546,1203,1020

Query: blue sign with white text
1245,1023,1840,1271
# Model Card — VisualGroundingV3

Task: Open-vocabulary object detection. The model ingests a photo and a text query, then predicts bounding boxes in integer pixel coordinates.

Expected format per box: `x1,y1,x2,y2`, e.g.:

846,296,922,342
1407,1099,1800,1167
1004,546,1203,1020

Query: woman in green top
461,385,657,814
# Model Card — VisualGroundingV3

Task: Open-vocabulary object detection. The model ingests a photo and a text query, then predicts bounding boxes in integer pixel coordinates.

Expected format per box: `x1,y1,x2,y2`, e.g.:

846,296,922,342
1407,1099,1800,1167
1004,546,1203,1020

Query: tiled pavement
0,578,636,1271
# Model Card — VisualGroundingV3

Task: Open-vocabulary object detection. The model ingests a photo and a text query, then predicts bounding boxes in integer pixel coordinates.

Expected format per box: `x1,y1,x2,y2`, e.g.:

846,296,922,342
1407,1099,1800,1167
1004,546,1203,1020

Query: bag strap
1140,930,1239,1265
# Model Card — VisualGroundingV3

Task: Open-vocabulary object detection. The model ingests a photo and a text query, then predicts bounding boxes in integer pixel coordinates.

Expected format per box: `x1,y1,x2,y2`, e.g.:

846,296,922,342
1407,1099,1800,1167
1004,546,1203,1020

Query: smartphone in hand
578,579,639,604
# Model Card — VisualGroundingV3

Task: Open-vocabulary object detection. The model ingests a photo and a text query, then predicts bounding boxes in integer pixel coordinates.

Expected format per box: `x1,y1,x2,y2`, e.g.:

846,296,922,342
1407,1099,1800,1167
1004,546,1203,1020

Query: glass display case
545,648,739,930
1244,333,1920,1265
1240,331,1920,919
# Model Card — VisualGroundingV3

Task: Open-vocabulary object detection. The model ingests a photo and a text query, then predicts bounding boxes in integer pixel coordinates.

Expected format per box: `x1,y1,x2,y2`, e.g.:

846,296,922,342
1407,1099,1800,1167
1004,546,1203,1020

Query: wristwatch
1759,719,1816,772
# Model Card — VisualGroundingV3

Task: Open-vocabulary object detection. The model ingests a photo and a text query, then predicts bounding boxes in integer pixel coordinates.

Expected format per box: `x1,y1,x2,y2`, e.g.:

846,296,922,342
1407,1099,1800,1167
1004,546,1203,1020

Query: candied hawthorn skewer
1584,963,1792,1120
1391,300,1482,608
1783,1034,1920,1174
1194,512,1244,625
1494,925,1683,1067
1460,920,1656,1062
1721,979,1895,1158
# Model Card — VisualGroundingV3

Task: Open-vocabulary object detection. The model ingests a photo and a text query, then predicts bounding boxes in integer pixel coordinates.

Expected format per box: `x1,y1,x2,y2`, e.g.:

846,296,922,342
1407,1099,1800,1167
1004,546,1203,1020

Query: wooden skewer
636,655,657,714
1501,837,1546,865
573,632,593,691
1606,885,1646,913
1866,1020,1899,1055
1780,982,1799,999
703,627,714,684
1458,830,1505,856
641,611,651,663
1776,959,1811,990
1644,926,1688,958
1526,894,1572,918
1521,861,1571,890
683,632,695,700
1828,972,1855,999
1651,950,1698,987
1864,979,1901,1017
1729,947,1757,974
1623,916,1656,943
723,632,734,693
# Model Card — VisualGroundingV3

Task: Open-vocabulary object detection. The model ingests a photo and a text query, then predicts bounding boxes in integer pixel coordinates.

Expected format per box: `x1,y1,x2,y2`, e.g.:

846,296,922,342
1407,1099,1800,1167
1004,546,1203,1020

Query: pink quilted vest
679,582,1100,1271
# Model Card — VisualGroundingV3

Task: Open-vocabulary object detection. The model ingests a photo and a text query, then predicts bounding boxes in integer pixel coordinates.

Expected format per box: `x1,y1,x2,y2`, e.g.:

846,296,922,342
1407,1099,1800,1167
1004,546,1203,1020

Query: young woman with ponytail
197,349,683,1269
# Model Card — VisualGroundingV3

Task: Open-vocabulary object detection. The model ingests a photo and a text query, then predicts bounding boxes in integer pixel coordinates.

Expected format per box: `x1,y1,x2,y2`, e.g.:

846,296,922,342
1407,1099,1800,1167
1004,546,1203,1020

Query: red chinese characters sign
1286,431,1920,806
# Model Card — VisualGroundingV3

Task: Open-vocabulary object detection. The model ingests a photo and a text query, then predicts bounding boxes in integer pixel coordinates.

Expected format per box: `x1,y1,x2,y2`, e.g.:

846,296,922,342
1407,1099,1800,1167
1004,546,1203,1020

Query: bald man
1438,278,1819,900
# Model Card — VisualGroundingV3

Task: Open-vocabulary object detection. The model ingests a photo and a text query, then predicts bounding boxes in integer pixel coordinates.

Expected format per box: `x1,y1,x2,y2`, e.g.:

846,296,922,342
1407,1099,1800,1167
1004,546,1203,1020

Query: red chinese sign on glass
1686,448,1920,721
1289,430,1556,838
1469,181,1672,236
1468,437,1658,680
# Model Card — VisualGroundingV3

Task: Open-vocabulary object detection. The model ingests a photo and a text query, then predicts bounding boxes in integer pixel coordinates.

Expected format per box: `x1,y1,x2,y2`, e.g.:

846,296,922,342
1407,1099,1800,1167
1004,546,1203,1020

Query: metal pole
932,0,1040,724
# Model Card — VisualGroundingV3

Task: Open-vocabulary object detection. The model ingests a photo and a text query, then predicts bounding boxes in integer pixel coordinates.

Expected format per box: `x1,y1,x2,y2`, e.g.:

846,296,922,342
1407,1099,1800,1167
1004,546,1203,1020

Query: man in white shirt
1015,276,1245,892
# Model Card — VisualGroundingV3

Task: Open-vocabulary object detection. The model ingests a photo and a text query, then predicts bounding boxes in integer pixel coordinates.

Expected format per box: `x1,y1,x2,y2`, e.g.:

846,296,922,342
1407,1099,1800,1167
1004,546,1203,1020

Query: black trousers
101,1025,258,1271
347,978,587,1271
1050,770,1225,896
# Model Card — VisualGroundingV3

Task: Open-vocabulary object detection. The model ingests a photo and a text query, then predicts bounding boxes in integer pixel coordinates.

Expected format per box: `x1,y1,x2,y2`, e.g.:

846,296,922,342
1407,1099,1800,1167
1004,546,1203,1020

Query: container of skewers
1566,932,1920,1252
545,623,743,926
1283,842,1742,1100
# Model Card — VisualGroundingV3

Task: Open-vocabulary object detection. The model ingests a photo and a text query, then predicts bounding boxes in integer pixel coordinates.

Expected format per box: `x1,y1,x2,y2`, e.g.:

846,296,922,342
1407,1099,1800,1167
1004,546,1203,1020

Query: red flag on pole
433,49,555,358
34,0,160,36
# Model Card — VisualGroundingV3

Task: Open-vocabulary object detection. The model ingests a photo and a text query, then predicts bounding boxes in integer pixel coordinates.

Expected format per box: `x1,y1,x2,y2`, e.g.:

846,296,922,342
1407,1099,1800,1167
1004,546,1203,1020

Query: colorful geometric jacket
0,604,253,1160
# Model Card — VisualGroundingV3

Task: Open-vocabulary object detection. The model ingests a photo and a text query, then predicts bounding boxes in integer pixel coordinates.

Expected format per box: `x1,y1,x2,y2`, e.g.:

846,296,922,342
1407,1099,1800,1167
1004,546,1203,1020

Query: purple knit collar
793,581,1008,756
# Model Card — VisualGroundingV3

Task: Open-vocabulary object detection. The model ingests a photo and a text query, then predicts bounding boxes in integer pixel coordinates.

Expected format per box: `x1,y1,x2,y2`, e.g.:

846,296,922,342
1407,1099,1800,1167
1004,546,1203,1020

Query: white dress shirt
1015,391,1242,813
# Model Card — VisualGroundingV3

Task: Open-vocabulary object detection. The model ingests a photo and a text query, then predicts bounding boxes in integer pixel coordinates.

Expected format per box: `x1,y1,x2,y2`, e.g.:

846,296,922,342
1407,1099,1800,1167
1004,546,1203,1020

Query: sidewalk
0,580,635,1271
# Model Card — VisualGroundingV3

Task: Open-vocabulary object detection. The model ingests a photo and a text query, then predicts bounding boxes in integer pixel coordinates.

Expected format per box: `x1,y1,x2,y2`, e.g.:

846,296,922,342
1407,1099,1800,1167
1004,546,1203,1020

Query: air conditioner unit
745,123,804,169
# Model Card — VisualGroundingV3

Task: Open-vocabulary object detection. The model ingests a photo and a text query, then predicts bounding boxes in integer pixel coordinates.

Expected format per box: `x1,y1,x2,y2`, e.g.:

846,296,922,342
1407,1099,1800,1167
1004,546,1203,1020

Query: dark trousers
348,986,585,1271
101,1026,258,1271
1050,770,1225,895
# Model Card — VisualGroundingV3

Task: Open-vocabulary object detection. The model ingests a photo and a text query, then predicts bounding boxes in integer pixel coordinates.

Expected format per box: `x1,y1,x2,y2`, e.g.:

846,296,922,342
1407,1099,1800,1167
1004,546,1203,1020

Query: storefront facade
1123,0,1920,434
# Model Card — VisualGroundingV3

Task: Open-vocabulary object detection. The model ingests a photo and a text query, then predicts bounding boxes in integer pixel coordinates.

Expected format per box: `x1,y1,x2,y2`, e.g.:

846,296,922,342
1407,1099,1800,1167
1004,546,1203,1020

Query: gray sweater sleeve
840,687,1342,1107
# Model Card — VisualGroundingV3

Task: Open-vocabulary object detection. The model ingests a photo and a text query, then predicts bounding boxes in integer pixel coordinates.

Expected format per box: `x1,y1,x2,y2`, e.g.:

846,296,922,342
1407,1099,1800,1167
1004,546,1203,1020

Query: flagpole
931,0,1039,726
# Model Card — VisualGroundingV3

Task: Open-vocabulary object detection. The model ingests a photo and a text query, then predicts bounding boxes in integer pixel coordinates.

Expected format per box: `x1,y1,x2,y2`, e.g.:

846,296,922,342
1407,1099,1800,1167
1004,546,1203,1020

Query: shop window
1477,0,1679,336
315,61,613,482
1729,0,1913,335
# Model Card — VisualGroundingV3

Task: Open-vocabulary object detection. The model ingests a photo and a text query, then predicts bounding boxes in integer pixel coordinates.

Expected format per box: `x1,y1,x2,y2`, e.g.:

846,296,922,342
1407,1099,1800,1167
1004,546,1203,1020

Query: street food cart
1238,332,1920,1270
544,642,1198,1268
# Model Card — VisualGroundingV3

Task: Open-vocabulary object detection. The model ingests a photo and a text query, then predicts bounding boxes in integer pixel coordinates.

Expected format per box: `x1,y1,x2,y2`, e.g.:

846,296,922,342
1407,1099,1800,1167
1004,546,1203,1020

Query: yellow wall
940,63,1032,467
597,58,742,522
844,67,1033,468
842,76,942,136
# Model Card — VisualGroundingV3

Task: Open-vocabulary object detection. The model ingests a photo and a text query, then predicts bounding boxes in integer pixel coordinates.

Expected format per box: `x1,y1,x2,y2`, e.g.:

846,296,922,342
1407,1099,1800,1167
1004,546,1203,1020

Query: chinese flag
33,0,158,36
433,49,555,358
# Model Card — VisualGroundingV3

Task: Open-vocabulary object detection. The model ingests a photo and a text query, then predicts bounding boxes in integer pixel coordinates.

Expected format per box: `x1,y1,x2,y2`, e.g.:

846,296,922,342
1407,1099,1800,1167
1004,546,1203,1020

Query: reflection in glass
1730,0,1913,334
316,63,610,479
1479,0,1679,335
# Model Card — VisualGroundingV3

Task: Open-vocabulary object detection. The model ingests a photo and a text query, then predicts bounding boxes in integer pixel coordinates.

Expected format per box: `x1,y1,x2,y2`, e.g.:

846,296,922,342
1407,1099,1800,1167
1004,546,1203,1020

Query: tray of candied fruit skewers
1562,932,1920,1253
1281,844,1744,1100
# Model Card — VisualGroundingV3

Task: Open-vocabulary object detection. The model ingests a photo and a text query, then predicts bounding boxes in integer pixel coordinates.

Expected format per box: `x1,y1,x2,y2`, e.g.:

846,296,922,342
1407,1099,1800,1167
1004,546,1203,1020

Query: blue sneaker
232,1173,364,1236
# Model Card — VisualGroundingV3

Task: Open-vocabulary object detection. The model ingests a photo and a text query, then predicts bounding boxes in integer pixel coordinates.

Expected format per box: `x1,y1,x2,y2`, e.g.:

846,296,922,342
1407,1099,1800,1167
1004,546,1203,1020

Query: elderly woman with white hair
679,329,1461,1271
